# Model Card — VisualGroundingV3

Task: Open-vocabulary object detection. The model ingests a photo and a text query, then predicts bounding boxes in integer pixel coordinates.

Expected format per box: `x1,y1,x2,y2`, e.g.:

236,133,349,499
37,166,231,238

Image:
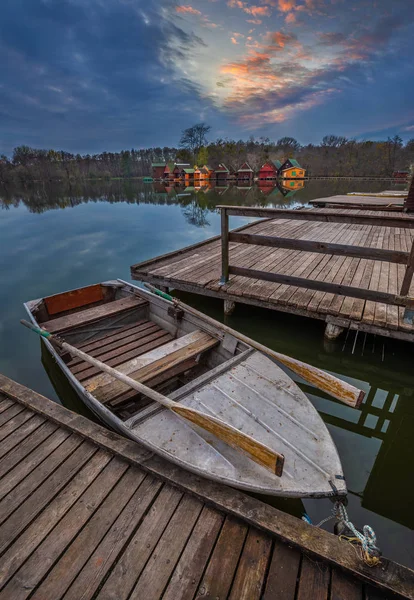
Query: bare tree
180,123,211,160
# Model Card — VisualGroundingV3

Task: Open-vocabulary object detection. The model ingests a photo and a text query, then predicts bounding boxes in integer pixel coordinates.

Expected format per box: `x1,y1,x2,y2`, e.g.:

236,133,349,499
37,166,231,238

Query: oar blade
172,404,284,476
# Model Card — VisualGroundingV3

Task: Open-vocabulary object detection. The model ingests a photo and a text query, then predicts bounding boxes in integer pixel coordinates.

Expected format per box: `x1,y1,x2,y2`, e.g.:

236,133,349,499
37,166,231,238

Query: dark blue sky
1,0,413,155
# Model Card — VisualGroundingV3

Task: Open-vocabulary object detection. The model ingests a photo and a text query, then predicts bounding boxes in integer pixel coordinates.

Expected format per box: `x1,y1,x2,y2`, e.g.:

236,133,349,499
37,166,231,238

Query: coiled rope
302,500,381,567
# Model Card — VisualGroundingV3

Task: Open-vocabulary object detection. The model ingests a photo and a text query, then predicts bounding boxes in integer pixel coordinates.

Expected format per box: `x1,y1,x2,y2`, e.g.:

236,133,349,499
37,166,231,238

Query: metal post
220,208,229,285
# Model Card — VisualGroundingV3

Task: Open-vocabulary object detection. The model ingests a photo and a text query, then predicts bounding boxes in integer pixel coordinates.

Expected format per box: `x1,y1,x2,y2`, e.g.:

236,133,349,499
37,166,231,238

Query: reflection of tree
182,199,210,228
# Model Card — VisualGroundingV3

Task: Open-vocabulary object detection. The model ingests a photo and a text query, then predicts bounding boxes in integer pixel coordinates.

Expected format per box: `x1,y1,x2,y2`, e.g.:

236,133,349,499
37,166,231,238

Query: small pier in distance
0,373,414,599
131,204,414,343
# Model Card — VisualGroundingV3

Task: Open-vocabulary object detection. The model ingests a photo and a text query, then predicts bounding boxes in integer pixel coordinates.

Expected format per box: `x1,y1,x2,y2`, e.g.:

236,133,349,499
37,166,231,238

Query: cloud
175,5,202,15
227,0,271,17
246,18,262,24
231,36,239,44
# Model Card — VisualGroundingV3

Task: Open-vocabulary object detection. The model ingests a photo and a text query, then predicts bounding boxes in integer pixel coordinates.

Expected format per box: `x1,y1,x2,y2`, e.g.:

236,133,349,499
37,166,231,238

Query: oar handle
144,284,174,302
20,319,52,339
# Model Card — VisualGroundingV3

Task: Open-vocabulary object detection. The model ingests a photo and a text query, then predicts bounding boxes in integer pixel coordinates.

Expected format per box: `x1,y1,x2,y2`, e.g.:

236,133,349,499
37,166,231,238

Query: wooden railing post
220,207,229,285
400,239,414,296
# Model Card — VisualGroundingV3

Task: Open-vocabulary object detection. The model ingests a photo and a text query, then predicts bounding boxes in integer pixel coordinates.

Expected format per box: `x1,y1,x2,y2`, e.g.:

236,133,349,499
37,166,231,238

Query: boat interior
27,281,250,423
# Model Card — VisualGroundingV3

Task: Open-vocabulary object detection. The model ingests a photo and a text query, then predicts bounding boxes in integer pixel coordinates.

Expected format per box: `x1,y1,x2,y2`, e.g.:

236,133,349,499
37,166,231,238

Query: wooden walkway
310,195,405,209
131,208,414,342
0,373,413,599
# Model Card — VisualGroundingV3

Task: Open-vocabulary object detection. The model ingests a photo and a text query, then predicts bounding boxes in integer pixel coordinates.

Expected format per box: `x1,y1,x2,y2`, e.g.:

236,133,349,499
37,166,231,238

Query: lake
0,178,412,567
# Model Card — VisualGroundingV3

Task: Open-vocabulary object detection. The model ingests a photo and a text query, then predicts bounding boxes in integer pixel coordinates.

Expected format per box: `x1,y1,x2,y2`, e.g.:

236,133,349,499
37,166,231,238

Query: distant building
258,161,278,180
202,165,215,179
163,162,175,180
279,159,306,179
393,170,409,179
236,162,254,181
193,166,202,180
215,163,230,182
151,162,166,179
181,168,195,181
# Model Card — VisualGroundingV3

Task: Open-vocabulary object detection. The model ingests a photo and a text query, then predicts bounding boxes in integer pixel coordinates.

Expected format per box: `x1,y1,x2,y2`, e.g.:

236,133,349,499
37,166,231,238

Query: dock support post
324,322,344,340
224,300,236,316
220,208,229,285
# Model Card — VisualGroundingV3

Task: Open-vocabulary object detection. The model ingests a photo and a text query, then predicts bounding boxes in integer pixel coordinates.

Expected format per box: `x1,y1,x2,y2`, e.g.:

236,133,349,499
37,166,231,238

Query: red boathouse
258,161,278,180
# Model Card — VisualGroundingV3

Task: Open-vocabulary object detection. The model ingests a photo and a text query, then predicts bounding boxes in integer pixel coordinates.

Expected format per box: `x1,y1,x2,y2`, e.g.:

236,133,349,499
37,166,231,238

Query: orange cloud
231,36,239,44
175,5,201,15
285,12,296,23
246,18,262,24
245,5,271,16
277,0,297,12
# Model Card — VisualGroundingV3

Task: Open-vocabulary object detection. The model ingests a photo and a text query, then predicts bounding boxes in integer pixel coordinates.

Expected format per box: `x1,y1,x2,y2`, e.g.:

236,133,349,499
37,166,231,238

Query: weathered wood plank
0,449,112,589
331,568,363,599
196,517,248,599
0,420,58,482
0,414,45,460
217,206,414,228
0,403,26,427
44,283,104,316
0,456,129,599
162,506,224,600
262,541,301,600
229,232,409,264
128,495,204,600
229,528,273,600
30,467,147,600
63,475,162,600
84,330,208,392
42,296,147,334
296,556,330,600
229,265,414,307
0,398,13,414
96,485,183,600
0,439,95,554
0,410,36,443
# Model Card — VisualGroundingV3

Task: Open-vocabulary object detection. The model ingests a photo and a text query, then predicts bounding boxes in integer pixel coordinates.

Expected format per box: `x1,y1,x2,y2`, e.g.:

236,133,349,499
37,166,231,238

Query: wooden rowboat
24,280,347,498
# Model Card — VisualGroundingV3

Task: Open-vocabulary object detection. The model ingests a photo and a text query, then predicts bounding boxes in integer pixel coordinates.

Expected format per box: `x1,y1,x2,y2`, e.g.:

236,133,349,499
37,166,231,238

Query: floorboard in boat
0,376,411,600
41,296,148,334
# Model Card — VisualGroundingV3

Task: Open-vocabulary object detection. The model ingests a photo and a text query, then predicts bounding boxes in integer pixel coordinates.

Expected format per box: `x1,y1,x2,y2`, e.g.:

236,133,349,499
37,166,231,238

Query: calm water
1,178,413,567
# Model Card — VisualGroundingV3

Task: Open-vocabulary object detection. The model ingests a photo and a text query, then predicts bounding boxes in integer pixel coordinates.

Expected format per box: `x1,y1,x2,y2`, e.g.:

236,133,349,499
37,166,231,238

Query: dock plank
262,541,301,600
229,528,273,600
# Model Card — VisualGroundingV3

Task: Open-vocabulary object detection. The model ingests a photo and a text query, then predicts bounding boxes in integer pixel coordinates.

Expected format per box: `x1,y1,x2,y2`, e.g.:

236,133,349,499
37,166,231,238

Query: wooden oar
143,284,365,408
20,319,284,476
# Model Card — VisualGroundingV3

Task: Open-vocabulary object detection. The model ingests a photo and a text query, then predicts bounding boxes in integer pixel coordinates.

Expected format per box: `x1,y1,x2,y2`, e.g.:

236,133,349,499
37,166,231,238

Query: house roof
259,161,277,170
281,158,303,170
152,162,166,167
164,162,175,171
203,165,213,171
237,162,254,172
183,168,195,174
274,160,282,168
216,163,230,172
200,167,209,174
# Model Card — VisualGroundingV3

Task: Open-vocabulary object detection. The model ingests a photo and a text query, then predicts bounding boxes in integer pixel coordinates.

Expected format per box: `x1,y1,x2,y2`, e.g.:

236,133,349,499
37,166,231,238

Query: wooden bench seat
41,296,147,334
85,330,219,405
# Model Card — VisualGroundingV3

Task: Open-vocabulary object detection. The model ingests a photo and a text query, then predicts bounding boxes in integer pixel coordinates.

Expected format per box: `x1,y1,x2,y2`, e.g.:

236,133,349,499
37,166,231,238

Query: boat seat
41,296,148,334
85,330,219,406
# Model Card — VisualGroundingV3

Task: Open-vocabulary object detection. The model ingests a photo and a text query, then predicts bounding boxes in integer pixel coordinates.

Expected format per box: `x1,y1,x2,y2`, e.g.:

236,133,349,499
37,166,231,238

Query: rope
303,500,381,567
334,501,381,566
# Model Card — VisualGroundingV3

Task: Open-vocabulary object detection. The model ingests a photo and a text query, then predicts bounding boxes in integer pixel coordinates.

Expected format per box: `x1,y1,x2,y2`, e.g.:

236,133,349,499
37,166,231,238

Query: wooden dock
131,206,414,343
310,195,405,210
0,373,414,599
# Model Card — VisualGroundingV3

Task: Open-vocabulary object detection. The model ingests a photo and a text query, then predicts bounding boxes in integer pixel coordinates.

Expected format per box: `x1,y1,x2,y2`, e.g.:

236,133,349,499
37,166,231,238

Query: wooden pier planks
0,375,413,600
131,208,414,342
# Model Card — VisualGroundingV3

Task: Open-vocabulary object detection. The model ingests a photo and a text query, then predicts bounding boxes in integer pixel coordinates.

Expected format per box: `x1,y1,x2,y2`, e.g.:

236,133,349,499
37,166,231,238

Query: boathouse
215,163,230,181
258,161,278,180
163,162,175,180
236,162,254,181
193,165,202,180
151,162,166,179
280,158,306,179
202,165,215,179
181,168,195,181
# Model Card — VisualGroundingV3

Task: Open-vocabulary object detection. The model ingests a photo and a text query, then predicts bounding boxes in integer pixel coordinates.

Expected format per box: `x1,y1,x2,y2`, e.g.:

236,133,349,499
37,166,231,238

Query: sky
1,0,414,155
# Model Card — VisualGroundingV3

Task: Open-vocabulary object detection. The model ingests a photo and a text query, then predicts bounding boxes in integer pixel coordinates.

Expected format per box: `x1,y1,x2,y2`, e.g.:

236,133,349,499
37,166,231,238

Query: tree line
1,128,413,183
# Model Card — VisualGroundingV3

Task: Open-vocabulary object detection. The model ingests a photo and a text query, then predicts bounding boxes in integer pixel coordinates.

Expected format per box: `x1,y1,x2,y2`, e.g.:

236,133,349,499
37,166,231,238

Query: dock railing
218,206,414,314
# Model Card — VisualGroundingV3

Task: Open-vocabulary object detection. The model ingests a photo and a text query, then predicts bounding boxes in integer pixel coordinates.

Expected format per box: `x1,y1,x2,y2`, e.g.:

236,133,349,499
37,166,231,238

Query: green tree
197,146,209,165
180,123,211,160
